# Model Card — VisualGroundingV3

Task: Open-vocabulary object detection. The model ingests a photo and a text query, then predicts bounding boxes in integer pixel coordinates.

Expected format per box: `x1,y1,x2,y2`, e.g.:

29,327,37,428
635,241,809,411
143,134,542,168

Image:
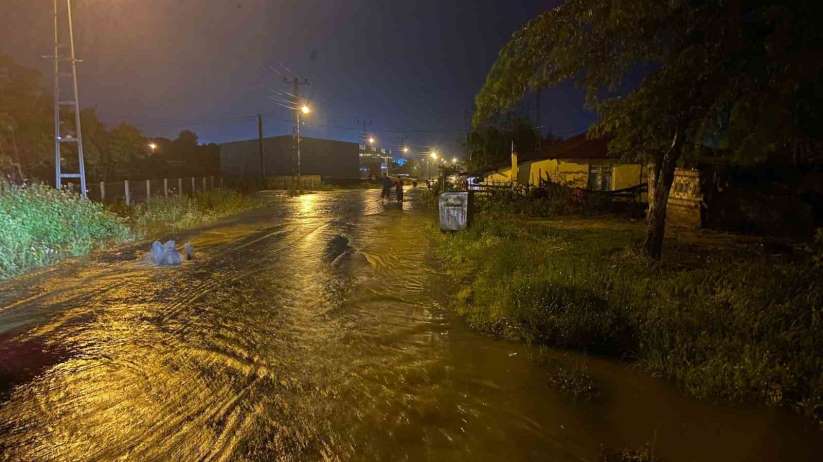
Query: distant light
368,136,375,145
430,151,438,160
402,146,409,153
148,142,157,152
301,104,311,114
452,157,458,163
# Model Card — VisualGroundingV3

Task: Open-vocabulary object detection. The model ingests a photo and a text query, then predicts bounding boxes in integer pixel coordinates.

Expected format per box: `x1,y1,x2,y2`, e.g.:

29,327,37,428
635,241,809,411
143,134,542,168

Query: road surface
1,190,821,461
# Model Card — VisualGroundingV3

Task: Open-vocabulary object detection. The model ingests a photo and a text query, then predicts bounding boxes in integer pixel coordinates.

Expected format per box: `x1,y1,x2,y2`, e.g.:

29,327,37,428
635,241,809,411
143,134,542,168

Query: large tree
465,116,540,171
474,0,823,259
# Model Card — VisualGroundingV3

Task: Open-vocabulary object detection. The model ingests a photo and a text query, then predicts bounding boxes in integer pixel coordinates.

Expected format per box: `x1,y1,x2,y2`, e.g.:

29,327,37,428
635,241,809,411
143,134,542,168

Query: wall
220,136,359,178
612,164,643,190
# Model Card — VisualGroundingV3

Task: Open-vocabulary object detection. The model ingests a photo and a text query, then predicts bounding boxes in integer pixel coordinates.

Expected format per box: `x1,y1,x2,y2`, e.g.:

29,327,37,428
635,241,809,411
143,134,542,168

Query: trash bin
438,192,470,231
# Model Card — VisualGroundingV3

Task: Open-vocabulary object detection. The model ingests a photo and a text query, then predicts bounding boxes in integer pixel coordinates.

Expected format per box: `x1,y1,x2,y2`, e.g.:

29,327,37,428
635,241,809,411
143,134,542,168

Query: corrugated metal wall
220,136,359,178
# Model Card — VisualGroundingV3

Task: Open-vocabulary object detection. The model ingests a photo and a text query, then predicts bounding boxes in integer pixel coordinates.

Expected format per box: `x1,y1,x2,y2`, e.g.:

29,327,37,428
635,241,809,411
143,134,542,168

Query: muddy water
0,189,820,461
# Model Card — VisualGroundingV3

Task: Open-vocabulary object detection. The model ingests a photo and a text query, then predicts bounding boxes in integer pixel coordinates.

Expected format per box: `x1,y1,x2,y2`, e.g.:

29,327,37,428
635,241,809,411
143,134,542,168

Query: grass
432,210,823,424
0,182,131,279
0,184,266,279
121,188,265,236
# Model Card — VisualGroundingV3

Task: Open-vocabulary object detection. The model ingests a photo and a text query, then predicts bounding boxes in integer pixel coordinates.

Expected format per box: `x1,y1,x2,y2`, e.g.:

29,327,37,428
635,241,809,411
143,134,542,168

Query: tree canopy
0,54,220,183
474,0,823,165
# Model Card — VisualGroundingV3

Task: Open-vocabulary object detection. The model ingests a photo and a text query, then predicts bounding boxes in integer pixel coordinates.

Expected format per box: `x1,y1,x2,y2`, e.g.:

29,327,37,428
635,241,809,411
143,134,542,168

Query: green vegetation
474,1,823,259
0,182,130,279
434,212,823,423
121,188,264,236
0,184,265,279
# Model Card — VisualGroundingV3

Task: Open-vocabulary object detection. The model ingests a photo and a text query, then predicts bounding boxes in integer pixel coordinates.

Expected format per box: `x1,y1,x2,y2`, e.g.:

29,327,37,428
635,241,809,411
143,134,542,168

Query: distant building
358,144,392,179
478,134,645,191
219,135,360,179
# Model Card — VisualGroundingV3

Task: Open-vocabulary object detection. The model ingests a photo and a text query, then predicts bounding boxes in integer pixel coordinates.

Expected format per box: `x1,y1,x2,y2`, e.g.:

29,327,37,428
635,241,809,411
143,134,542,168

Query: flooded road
0,190,821,461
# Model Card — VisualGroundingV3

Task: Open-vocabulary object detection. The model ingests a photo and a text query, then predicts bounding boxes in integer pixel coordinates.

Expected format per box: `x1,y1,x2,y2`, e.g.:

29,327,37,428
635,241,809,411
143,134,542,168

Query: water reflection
0,190,820,461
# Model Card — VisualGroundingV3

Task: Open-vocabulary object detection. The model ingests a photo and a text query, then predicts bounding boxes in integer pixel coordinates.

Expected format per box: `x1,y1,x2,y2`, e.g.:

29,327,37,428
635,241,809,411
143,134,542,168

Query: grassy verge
432,211,823,423
0,182,131,279
0,184,265,279
117,188,265,237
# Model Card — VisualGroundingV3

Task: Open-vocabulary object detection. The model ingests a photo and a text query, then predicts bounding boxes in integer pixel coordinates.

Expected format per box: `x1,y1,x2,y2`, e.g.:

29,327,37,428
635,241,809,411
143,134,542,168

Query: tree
465,116,539,171
474,0,823,259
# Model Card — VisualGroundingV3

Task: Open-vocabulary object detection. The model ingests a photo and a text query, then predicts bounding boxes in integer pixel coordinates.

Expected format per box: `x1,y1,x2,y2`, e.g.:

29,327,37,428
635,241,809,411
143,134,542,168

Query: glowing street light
430,151,438,160
452,157,458,164
402,146,409,154
368,136,375,145
301,104,311,114
148,142,157,152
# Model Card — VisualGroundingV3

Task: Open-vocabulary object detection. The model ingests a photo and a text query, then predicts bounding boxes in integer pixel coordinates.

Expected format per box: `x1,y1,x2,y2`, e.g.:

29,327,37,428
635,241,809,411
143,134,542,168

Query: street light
368,136,375,145
452,157,458,164
301,104,311,114
402,146,409,154
148,142,157,152
430,151,438,160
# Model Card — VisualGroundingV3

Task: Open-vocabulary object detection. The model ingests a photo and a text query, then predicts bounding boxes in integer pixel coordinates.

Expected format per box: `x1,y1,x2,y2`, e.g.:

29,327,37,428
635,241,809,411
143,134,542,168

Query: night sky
0,0,594,159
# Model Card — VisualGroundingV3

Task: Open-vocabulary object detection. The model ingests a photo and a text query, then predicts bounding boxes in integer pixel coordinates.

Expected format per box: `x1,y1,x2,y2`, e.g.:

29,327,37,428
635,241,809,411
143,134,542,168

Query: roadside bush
0,182,130,279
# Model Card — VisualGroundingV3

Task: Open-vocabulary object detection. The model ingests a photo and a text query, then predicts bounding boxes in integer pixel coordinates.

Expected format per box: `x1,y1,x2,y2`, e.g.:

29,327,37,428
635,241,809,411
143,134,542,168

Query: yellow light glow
148,143,157,151
301,105,311,114
368,136,375,145
452,157,458,163
402,146,409,153
430,151,438,160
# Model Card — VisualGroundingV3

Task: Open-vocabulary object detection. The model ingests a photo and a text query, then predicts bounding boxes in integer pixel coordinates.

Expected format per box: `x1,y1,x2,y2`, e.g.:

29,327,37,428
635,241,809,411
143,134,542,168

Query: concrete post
202,176,207,191
191,177,195,194
124,180,130,206
146,179,151,200
163,178,168,197
178,178,183,196
99,181,105,202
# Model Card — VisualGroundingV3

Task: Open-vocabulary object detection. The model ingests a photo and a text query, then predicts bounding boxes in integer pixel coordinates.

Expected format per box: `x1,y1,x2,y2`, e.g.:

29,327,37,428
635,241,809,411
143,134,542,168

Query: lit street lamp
301,104,311,114
148,142,157,153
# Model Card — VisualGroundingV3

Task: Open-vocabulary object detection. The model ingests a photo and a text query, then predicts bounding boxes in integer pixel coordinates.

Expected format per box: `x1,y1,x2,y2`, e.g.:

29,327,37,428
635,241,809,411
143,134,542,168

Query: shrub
0,182,130,279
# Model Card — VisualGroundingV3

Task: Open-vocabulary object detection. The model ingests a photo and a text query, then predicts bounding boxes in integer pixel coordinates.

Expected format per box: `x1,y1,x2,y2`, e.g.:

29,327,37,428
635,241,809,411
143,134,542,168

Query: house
478,134,646,191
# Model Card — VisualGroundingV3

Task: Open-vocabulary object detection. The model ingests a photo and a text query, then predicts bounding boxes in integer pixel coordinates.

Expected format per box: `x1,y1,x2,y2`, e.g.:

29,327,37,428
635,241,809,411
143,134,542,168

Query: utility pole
536,88,543,148
257,114,264,185
284,76,309,187
50,0,87,197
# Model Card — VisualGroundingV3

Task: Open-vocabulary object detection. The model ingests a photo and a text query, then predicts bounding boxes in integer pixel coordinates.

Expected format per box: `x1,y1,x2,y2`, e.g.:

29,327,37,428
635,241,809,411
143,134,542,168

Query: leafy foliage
465,116,540,171
0,181,130,278
474,0,823,164
0,54,219,183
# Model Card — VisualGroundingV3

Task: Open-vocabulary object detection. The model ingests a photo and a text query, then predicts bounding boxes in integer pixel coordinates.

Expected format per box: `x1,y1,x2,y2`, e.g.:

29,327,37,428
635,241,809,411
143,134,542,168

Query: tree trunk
643,132,682,260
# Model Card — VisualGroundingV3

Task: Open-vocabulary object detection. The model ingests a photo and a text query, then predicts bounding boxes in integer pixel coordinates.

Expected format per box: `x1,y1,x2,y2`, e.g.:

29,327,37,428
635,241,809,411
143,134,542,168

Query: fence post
191,177,195,194
163,178,168,197
178,178,183,196
100,181,105,202
124,180,130,206
202,176,207,191
146,179,151,200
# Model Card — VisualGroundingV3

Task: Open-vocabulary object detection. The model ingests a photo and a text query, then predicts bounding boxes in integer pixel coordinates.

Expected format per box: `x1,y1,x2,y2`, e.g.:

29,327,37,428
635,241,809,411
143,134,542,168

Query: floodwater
0,189,820,461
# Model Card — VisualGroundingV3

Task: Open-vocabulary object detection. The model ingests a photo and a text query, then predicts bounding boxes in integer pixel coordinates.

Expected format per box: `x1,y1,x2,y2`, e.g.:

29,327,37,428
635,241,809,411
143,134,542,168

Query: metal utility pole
257,114,264,183
284,76,309,186
51,0,87,197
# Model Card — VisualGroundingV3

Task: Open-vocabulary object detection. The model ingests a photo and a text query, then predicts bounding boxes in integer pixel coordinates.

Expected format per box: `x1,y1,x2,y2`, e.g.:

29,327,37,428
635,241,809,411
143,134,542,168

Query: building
220,135,360,179
479,134,645,191
358,144,392,179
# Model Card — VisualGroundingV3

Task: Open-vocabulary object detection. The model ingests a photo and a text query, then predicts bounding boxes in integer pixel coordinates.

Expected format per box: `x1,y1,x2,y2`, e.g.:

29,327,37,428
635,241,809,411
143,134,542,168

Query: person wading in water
380,175,393,201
